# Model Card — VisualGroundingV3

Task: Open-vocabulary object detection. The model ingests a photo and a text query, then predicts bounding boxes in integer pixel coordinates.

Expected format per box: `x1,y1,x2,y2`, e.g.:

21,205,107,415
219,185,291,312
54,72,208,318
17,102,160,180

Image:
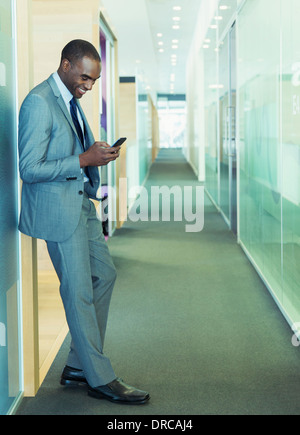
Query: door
219,22,237,233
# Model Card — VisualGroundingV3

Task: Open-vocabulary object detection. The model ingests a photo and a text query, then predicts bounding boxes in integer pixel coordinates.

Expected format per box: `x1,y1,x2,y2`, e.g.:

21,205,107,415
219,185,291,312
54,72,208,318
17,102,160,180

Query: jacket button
79,190,84,195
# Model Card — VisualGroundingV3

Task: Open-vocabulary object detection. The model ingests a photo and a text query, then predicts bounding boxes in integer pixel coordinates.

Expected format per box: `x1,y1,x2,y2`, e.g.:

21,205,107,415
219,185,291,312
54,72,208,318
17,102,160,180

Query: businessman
18,39,149,405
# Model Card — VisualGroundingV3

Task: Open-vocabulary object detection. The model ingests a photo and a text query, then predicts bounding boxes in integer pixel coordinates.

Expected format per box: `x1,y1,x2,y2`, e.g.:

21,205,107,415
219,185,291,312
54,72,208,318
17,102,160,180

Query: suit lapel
47,75,80,141
47,75,95,155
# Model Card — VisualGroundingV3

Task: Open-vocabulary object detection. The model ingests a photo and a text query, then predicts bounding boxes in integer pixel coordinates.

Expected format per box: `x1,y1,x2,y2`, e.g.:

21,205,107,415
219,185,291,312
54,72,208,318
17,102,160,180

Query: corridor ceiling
101,0,203,96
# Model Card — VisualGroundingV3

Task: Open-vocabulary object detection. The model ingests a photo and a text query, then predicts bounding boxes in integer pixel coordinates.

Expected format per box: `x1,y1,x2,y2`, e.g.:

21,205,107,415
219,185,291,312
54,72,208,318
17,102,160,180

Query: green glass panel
238,0,282,300
137,78,151,186
219,35,230,220
282,0,300,321
204,26,218,205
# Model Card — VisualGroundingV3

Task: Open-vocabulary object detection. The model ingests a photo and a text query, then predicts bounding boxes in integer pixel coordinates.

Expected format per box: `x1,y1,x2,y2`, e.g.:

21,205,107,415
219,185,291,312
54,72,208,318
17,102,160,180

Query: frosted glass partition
137,78,151,186
204,25,218,205
204,8,237,232
237,0,300,322
0,0,22,415
238,0,282,299
200,0,300,325
219,34,230,220
100,24,117,235
281,1,300,321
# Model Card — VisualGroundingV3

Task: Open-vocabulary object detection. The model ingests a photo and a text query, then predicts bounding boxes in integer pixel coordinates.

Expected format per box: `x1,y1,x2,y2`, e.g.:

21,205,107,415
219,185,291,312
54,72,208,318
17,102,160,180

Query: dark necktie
70,97,93,187
70,97,84,149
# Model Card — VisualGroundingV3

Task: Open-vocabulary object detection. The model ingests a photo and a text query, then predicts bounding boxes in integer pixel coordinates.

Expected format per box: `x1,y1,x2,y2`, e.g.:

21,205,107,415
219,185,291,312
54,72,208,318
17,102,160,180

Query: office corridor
17,149,300,415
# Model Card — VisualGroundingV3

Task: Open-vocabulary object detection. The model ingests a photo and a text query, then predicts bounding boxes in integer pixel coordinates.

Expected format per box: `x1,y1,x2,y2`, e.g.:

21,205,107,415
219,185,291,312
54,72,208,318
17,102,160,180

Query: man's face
62,56,101,99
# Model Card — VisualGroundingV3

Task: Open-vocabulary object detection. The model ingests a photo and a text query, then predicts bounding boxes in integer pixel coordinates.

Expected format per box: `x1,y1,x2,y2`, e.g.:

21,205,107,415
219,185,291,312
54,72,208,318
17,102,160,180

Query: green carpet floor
17,149,300,415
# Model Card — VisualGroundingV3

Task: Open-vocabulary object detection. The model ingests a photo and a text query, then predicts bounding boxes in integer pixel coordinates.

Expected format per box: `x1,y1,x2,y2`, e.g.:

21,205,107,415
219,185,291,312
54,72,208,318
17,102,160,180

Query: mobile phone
111,137,127,148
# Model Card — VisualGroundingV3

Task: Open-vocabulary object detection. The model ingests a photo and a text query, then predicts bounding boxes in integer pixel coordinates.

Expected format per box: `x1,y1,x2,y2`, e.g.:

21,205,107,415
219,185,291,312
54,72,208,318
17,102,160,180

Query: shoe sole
87,389,150,405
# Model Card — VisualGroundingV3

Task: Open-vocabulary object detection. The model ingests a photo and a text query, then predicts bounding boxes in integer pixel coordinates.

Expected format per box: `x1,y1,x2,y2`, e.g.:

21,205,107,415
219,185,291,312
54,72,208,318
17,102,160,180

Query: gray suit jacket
18,75,100,242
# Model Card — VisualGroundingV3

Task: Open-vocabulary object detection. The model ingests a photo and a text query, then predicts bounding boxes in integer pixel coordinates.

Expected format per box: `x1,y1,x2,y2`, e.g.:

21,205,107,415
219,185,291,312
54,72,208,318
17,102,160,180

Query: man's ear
61,59,71,73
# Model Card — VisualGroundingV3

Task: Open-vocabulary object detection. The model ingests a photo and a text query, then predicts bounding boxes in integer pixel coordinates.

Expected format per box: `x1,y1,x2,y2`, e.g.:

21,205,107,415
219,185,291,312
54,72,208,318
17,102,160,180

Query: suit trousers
46,192,117,388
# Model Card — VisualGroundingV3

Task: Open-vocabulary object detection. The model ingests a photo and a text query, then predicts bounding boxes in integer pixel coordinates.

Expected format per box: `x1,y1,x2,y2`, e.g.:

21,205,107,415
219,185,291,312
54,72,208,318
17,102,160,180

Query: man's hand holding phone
79,138,126,168
79,141,120,168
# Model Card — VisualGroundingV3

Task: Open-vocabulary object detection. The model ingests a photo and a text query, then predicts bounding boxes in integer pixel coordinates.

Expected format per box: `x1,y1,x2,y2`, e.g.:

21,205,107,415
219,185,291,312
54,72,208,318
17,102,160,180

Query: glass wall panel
204,26,219,205
218,0,238,38
0,0,22,415
136,76,152,186
282,1,300,321
204,5,237,232
100,24,117,236
202,0,300,325
219,34,230,220
237,0,282,299
229,24,237,234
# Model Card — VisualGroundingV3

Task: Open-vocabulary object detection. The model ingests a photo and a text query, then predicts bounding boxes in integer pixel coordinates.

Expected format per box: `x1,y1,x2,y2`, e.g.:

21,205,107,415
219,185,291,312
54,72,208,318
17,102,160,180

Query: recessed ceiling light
157,33,163,37
158,41,164,46
159,48,164,53
173,17,181,21
173,25,180,30
172,39,179,43
220,5,229,10
173,6,182,11
172,45,178,49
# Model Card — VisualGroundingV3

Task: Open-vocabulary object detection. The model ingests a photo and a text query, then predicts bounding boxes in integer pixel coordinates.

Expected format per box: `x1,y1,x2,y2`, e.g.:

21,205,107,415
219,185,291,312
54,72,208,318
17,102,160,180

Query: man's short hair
61,39,101,64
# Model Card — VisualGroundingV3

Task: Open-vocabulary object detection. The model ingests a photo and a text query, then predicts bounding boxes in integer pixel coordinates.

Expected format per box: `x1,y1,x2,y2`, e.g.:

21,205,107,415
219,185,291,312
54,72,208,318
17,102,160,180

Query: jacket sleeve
18,93,82,184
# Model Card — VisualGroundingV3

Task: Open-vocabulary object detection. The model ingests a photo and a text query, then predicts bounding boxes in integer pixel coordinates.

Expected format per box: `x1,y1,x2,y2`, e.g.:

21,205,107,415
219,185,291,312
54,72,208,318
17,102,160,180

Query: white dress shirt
52,71,88,182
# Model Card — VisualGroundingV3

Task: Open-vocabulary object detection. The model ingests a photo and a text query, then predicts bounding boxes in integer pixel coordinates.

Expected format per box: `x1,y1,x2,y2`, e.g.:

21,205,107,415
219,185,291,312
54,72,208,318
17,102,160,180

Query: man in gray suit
18,40,149,405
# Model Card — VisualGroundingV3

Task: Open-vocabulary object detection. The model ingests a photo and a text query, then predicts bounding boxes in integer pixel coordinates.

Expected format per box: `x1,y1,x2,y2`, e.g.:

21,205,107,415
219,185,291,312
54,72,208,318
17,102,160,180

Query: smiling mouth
78,87,87,95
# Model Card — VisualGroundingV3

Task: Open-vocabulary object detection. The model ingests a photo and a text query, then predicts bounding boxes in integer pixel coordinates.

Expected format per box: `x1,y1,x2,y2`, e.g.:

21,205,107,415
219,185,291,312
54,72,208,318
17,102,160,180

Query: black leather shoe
88,378,150,405
60,366,87,386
